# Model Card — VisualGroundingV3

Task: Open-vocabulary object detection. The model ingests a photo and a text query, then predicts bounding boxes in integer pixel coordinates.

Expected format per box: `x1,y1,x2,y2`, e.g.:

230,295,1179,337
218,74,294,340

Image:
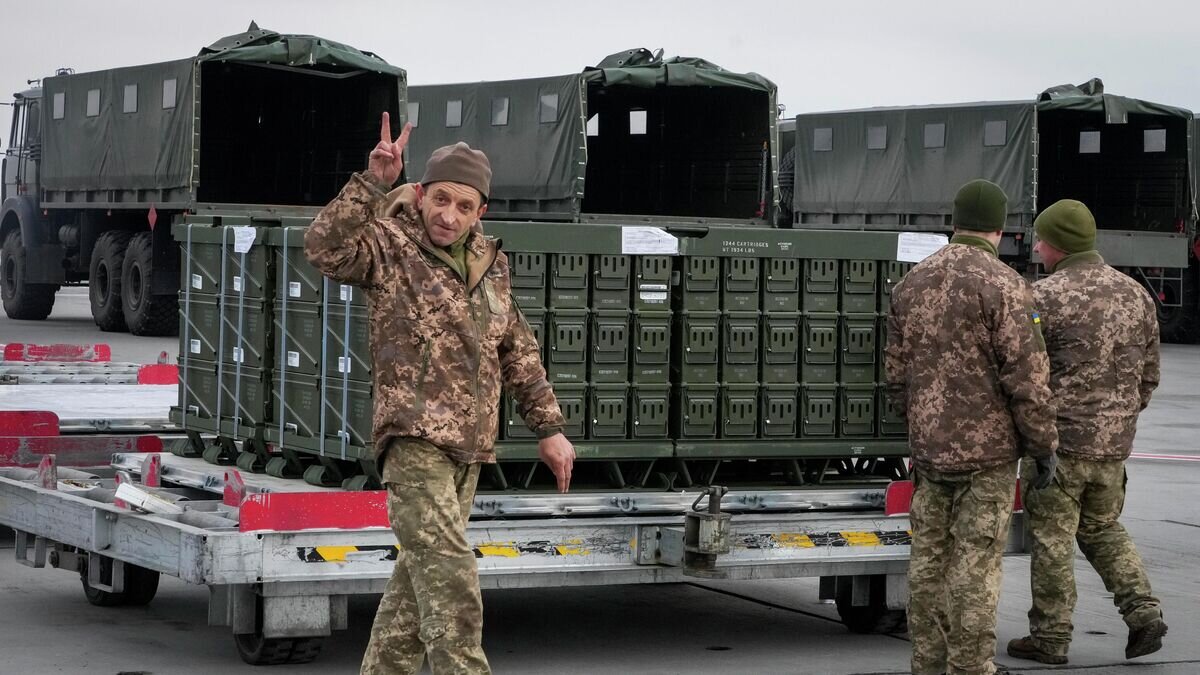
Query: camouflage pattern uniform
306,173,566,675
885,234,1057,675
1022,251,1162,657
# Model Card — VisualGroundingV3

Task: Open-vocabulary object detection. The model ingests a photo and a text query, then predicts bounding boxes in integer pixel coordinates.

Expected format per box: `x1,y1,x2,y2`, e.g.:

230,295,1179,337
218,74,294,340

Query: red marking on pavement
137,364,179,384
1129,453,1200,462
0,411,61,436
2,343,112,362
239,490,388,532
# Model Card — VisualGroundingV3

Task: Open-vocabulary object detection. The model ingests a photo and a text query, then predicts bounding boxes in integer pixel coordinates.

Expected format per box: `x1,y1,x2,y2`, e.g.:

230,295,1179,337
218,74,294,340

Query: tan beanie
420,142,492,200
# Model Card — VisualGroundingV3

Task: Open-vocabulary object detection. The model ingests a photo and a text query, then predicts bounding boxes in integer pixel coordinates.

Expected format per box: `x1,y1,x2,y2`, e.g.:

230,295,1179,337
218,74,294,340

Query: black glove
1030,454,1058,490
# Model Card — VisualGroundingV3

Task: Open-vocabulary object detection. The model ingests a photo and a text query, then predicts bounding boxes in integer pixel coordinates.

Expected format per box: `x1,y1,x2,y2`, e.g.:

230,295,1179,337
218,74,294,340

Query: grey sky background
3,0,1196,144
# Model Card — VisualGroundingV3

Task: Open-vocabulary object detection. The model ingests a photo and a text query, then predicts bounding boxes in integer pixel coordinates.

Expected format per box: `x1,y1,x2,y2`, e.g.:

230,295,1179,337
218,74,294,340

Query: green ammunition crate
840,314,878,384
176,224,272,299
592,254,632,310
721,312,760,384
633,255,673,312
274,302,323,376
877,314,891,378
274,302,370,382
801,313,839,383
325,304,372,383
878,385,907,437
178,293,221,363
800,385,838,437
589,311,630,383
840,385,877,437
631,385,671,438
509,251,548,309
522,308,547,357
549,253,589,308
761,385,799,438
271,372,374,451
590,384,629,439
880,261,914,314
720,384,759,438
546,310,588,384
176,361,220,424
215,364,271,432
505,383,587,440
630,312,672,384
179,294,271,370
763,257,800,312
673,384,720,439
267,227,368,307
679,256,720,311
675,311,720,383
841,260,879,314
722,256,760,312
762,313,800,383
802,259,839,313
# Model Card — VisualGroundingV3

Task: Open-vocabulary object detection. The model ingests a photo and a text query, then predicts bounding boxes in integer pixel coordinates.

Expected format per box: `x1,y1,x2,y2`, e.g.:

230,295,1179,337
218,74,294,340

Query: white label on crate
621,227,679,255
190,339,201,354
639,283,669,303
340,285,353,302
232,276,243,293
232,226,256,253
288,281,301,298
896,232,948,263
191,274,203,290
287,351,300,368
338,356,351,374
639,292,669,303
232,347,244,363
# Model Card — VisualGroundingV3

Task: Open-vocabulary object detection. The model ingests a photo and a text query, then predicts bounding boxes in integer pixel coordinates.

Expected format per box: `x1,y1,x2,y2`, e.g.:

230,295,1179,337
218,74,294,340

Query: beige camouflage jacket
304,173,565,464
1033,251,1159,461
885,235,1058,472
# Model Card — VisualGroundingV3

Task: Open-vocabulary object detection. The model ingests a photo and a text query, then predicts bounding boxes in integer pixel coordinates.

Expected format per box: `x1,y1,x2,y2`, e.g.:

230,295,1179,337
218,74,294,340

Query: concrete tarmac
1,290,1198,674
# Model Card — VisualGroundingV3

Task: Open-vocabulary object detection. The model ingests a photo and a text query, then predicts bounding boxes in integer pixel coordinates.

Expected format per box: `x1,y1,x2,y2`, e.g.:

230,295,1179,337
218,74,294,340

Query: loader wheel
121,231,178,336
80,556,161,607
234,595,324,665
89,230,134,332
1,229,58,320
834,575,908,634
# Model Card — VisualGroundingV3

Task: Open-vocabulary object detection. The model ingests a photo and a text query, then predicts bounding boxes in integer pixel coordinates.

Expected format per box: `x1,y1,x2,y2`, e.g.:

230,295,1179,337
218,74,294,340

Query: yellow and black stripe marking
742,530,912,550
297,538,611,563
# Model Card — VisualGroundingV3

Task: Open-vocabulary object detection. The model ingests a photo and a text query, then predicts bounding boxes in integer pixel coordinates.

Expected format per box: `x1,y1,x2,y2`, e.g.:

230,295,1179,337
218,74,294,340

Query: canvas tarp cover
406,75,585,204
1036,78,1193,123
793,101,1036,217
41,27,403,194
583,49,775,92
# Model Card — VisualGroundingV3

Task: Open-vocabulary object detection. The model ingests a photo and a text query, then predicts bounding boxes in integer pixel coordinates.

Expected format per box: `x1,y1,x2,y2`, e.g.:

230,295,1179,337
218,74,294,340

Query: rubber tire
80,558,160,607
776,147,796,227
1158,264,1200,344
835,575,908,634
1,229,57,320
120,231,178,336
234,595,324,665
89,230,134,332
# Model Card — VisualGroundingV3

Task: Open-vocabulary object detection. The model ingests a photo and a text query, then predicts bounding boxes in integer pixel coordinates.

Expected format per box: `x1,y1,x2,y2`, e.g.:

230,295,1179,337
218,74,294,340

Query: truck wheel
1,229,58,320
89,230,134,332
80,557,160,607
1158,265,1200,344
235,633,325,666
121,232,179,336
834,575,908,634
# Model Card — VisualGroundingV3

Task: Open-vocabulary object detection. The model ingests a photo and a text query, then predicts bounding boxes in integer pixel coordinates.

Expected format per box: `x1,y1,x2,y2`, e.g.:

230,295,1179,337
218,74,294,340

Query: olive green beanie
952,179,1008,232
420,142,492,201
1035,199,1097,254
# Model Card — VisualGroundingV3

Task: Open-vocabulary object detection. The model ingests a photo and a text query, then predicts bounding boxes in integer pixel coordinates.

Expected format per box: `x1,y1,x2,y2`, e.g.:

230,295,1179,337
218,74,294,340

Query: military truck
0,24,405,334
780,79,1199,342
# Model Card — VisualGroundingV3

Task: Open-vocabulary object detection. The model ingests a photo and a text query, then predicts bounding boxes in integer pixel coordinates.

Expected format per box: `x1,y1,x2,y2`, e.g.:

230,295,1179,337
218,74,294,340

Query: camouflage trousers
360,439,490,675
1021,455,1161,656
909,461,1016,675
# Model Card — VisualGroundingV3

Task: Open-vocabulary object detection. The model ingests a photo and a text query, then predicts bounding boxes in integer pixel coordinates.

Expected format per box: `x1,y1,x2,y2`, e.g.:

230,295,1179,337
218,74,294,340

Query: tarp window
923,123,945,148
866,125,887,150
162,78,176,109
539,93,559,123
984,120,1007,147
586,113,599,136
446,99,462,127
85,89,100,117
629,109,647,135
123,84,138,114
492,97,509,126
1144,129,1166,153
52,92,64,120
407,101,420,127
1079,130,1101,154
814,127,833,151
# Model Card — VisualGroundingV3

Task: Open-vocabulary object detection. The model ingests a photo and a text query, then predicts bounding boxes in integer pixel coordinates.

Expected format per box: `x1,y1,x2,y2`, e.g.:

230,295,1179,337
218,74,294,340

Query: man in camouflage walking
885,179,1058,675
1007,199,1167,665
306,112,576,675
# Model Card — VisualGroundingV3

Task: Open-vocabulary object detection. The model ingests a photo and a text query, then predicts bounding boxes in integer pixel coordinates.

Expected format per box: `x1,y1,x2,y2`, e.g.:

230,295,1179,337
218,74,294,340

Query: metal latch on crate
637,485,732,579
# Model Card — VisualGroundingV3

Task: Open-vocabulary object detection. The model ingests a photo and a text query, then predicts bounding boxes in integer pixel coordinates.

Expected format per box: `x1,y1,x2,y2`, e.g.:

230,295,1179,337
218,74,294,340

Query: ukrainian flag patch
1031,311,1041,325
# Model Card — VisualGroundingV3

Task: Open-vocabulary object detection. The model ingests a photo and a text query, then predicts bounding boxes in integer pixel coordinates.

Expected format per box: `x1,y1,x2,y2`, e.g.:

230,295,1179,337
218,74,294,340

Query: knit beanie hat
1034,199,1097,254
952,179,1008,232
420,142,492,201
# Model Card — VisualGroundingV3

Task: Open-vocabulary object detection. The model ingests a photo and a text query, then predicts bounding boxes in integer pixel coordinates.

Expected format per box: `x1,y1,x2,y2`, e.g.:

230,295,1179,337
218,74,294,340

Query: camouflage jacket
885,235,1058,472
1032,251,1159,460
304,173,565,464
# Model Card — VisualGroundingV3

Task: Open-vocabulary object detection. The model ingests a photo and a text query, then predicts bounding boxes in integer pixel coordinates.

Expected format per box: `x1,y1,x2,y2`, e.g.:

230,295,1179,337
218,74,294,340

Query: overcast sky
3,0,1197,141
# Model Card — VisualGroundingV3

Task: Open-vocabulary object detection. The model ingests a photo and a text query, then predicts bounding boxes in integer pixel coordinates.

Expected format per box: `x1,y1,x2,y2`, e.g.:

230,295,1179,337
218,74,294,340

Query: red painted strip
0,435,160,468
884,479,913,516
240,490,389,532
2,343,112,362
137,364,179,385
0,411,61,436
1129,453,1200,462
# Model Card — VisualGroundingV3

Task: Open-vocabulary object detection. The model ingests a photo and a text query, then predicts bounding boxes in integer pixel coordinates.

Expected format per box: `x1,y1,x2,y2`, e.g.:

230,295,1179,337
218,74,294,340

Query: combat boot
1006,636,1067,665
1126,618,1168,659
